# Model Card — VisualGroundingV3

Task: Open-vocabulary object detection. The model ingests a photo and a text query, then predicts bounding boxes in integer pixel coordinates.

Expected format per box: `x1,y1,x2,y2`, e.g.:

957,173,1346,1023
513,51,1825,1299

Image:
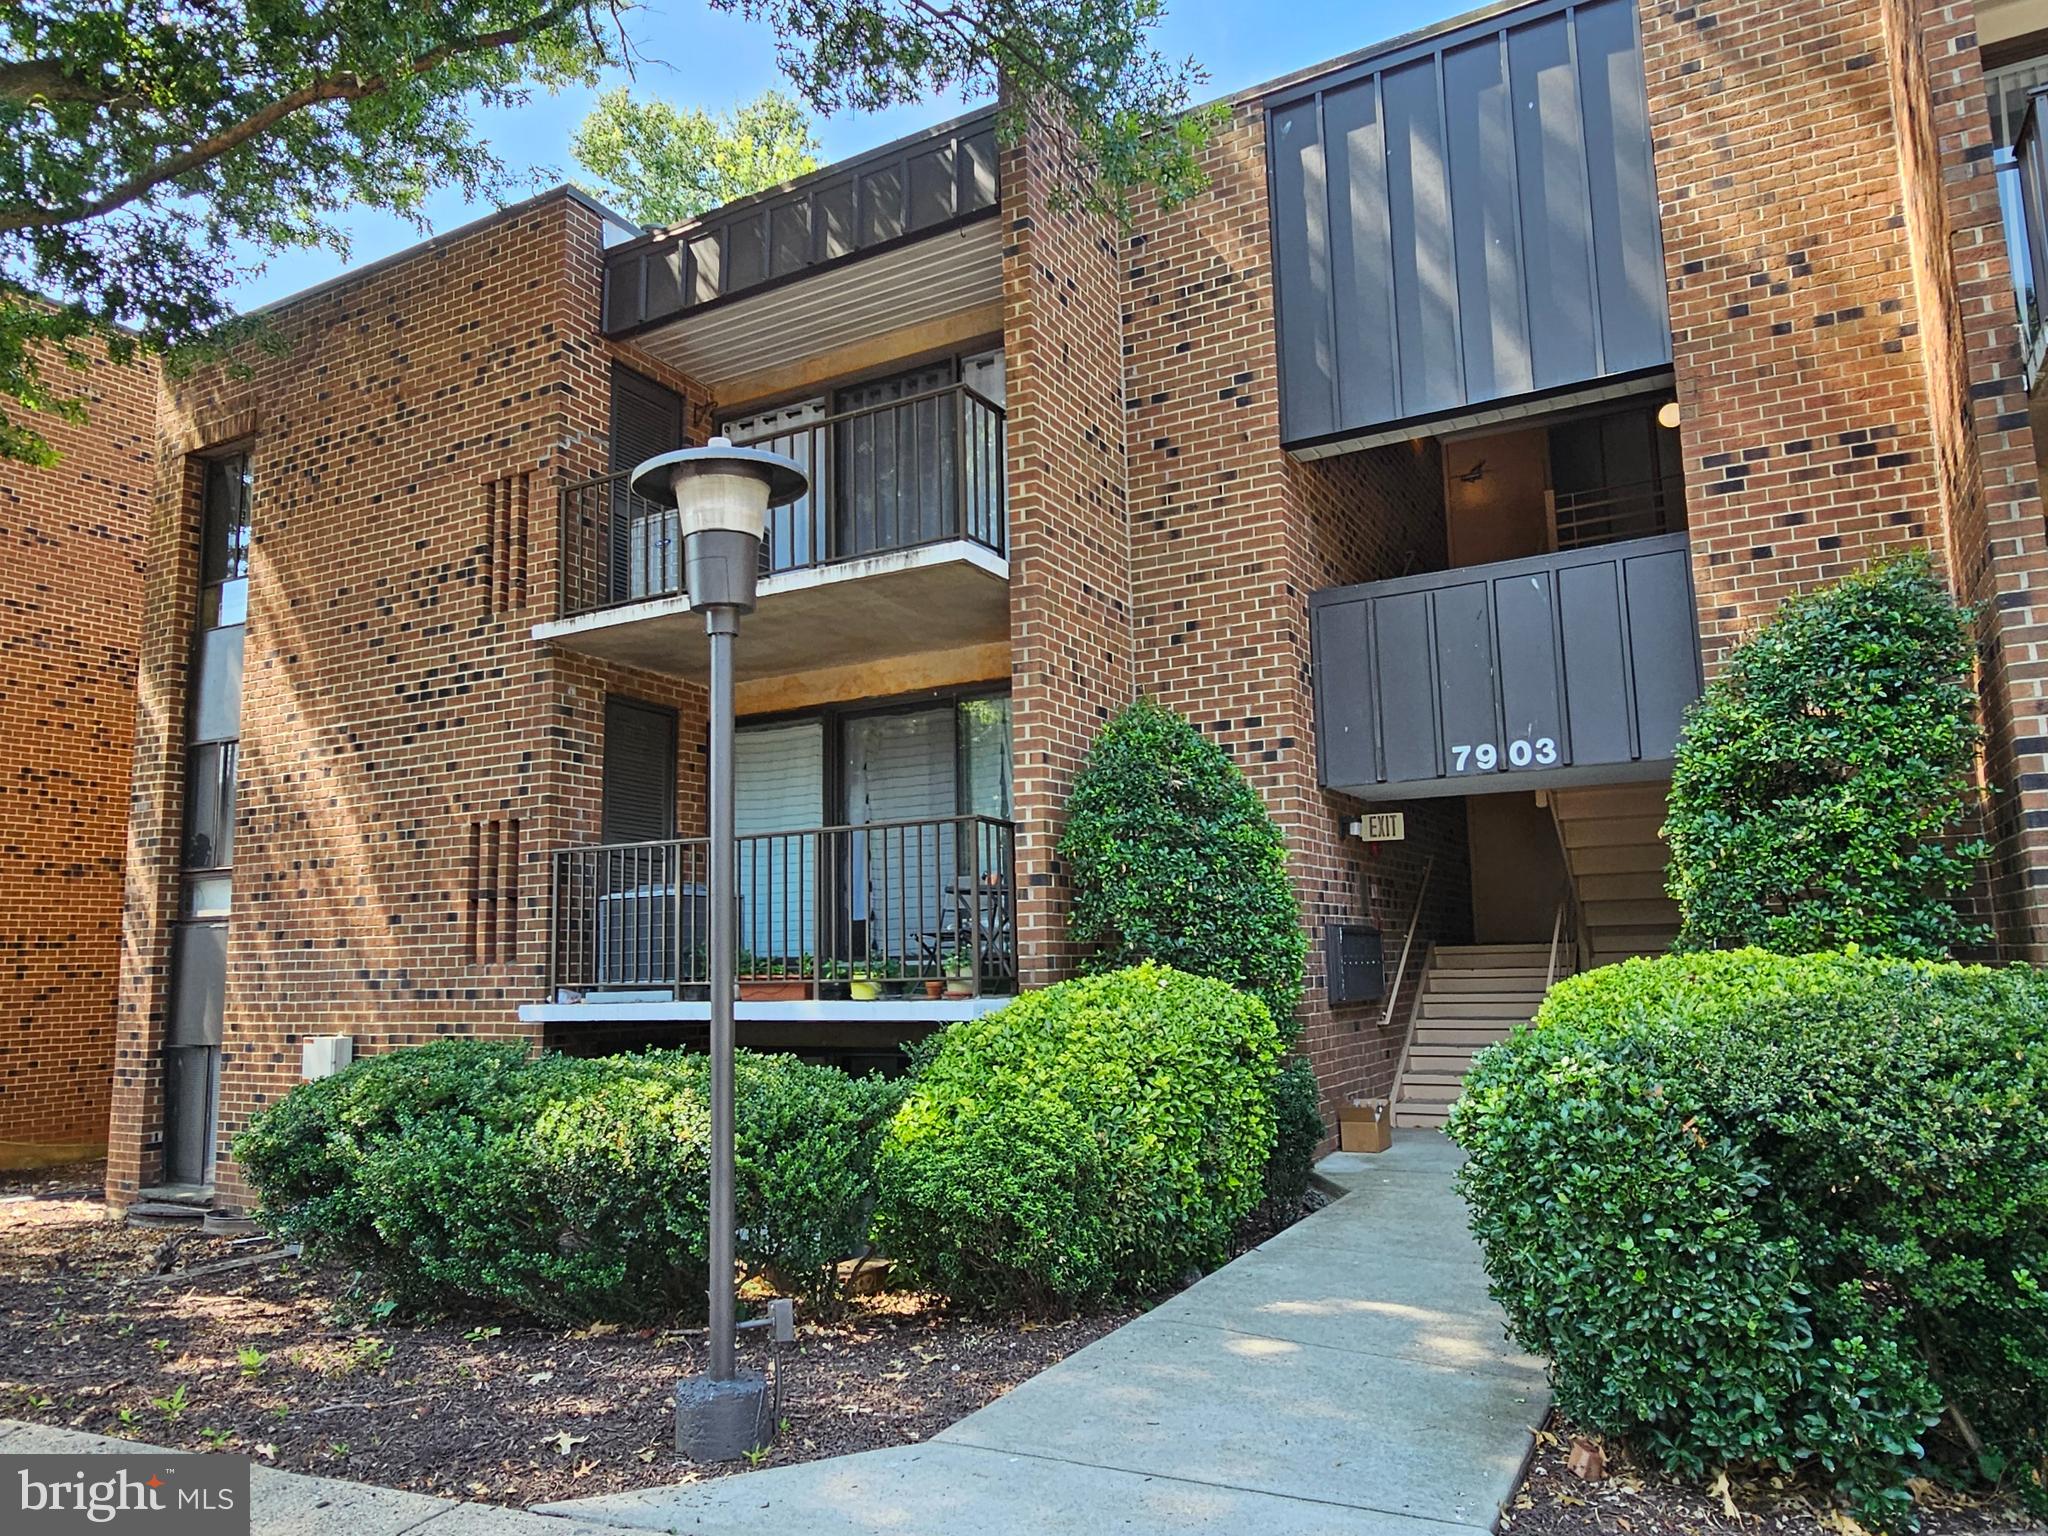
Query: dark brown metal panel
1382,56,1462,417
1621,542,1702,758
1444,33,1532,401
1374,592,1439,784
1324,77,1400,430
1312,596,1378,789
1555,559,1633,766
1431,579,1500,785
1270,98,1337,442
1492,567,1564,760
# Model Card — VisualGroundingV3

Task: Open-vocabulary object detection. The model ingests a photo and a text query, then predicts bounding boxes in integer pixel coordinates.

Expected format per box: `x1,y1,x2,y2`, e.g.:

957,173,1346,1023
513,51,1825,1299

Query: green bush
235,1042,904,1321
1448,950,2048,1526
1059,697,1307,1033
1664,554,1990,958
873,964,1284,1309
1261,1056,1323,1207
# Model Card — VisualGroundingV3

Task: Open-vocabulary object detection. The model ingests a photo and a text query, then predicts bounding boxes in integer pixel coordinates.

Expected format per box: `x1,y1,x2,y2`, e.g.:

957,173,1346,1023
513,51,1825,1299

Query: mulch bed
0,1161,1143,1506
1509,1413,2044,1536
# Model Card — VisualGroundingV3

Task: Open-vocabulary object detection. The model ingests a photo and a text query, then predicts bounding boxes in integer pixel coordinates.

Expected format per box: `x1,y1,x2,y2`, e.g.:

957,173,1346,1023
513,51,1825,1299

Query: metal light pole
631,436,808,1455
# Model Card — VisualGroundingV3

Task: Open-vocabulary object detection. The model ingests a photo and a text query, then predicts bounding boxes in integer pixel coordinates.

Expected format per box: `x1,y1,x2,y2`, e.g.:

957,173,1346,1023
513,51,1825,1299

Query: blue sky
231,0,1456,310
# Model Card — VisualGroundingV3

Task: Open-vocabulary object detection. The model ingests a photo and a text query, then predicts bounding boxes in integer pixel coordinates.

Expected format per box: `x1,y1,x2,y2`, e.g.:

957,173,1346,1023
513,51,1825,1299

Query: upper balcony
541,382,1008,680
598,109,1001,397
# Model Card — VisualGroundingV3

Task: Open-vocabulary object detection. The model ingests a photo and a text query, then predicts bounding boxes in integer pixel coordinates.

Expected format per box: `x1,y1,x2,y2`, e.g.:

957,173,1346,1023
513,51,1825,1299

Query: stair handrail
1545,897,1567,991
1541,794,1595,986
1380,856,1435,1032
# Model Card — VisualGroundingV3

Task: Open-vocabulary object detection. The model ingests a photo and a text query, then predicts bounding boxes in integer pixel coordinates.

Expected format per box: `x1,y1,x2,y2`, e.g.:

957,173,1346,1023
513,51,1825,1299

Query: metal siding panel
1444,35,1532,402
1621,546,1700,757
1556,559,1633,764
1374,593,1439,783
1432,581,1500,782
1322,79,1401,429
1271,100,1338,441
1313,598,1379,788
1508,15,1600,388
1492,569,1563,765
1383,58,1463,416
1575,0,1672,372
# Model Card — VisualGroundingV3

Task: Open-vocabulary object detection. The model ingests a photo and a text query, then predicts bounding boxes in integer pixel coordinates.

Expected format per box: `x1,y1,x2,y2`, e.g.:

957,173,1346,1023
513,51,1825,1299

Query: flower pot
738,980,808,1001
849,978,880,1001
945,979,975,998
923,979,946,999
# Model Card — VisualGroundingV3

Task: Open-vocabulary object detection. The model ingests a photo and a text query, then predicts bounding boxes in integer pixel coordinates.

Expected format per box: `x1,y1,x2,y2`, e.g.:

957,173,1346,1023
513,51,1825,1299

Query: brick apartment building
85,0,2048,1204
0,339,153,1165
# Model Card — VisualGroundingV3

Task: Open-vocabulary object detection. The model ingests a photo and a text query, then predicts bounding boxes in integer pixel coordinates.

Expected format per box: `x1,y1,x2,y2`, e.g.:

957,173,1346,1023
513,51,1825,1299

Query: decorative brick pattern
0,339,153,1155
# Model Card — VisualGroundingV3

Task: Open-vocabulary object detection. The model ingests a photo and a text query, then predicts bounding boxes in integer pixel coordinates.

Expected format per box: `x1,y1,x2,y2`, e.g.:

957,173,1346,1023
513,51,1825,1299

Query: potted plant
848,959,881,1002
944,951,977,999
737,953,811,1002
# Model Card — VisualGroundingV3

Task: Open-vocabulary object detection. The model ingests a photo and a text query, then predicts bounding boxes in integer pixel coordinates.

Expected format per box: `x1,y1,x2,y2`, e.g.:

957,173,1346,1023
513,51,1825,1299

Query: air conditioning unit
302,1035,354,1080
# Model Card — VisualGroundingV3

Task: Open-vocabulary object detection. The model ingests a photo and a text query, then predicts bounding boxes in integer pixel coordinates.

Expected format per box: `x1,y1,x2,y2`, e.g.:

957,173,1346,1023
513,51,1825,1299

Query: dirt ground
1508,1415,2044,1536
0,1162,1135,1505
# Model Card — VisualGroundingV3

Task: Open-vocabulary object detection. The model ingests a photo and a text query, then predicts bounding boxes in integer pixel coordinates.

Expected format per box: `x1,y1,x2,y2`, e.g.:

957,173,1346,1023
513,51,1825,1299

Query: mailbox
1325,924,1386,1005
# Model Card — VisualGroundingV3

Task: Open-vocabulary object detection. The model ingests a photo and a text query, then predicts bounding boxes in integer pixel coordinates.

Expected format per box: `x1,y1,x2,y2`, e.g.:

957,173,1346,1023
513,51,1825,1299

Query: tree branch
0,3,590,234
0,58,142,107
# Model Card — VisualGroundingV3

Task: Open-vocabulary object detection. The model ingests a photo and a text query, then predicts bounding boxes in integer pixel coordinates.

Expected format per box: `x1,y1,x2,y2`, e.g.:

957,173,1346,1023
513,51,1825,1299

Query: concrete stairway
1548,781,1682,965
1389,944,1563,1129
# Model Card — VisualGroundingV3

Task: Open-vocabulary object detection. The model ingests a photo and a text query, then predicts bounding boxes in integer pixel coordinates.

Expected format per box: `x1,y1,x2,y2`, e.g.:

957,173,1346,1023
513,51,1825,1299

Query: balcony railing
547,813,1017,1002
559,384,1006,619
2005,87,2048,387
1546,476,1685,552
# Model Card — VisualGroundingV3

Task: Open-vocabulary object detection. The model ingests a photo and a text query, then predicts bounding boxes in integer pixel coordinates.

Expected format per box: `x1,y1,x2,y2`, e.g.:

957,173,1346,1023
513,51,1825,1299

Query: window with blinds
609,367,687,600
602,697,677,844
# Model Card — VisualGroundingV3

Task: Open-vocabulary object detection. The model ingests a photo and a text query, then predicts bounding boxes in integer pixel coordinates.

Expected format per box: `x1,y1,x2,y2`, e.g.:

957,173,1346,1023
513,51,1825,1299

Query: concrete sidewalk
541,1131,1549,1535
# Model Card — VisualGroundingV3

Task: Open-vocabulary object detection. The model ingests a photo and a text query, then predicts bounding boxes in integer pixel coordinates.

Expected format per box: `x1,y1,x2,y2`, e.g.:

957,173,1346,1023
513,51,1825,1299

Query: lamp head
629,437,810,614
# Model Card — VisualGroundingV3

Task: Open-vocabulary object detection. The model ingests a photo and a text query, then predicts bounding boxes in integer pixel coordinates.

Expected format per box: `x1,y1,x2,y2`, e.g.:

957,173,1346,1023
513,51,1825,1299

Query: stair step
1583,898,1681,928
1567,843,1670,876
1415,1026,1521,1046
1550,783,1671,821
126,1202,207,1228
1397,1080,1466,1103
1425,969,1554,990
1433,944,1559,960
1418,988,1547,1006
1560,815,1667,849
1575,871,1670,902
1393,1105,1452,1129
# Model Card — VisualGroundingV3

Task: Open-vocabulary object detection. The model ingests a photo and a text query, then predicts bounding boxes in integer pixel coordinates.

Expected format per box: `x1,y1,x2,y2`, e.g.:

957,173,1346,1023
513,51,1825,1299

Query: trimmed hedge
872,964,1284,1310
235,1041,904,1321
1060,698,1307,1034
1664,554,1989,959
1448,950,2048,1527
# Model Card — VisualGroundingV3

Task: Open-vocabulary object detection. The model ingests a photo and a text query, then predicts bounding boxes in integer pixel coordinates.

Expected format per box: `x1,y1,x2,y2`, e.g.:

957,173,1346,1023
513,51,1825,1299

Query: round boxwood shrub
872,964,1284,1310
1448,950,2048,1527
235,1041,904,1321
1060,697,1307,1034
1664,554,1990,959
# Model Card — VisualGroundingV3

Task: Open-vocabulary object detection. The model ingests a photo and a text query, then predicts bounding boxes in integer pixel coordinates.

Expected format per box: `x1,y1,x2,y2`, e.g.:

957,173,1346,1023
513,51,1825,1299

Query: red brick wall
109,194,714,1205
1642,0,2048,956
1000,122,1136,985
0,340,154,1155
1122,103,1471,1121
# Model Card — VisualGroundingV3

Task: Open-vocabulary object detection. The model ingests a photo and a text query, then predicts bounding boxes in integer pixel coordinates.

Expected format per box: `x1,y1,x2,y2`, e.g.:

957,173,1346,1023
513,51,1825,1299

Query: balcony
2002,87,2048,389
542,814,1017,1010
1310,532,1702,799
541,384,1008,680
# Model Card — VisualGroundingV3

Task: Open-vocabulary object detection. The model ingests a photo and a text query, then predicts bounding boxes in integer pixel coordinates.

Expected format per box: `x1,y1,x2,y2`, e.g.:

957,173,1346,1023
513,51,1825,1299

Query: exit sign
1359,812,1406,843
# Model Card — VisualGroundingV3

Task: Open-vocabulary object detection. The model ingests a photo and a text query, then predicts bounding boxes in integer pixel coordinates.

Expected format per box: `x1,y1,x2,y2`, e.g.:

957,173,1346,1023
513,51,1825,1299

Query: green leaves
2,0,1216,462
571,88,820,227
1449,950,2048,1528
1060,697,1307,1034
234,1040,906,1322
872,964,1283,1310
1665,555,1990,959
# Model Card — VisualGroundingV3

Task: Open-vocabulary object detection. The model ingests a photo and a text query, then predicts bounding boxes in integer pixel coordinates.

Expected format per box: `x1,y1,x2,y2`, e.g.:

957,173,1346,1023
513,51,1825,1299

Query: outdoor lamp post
630,436,809,1460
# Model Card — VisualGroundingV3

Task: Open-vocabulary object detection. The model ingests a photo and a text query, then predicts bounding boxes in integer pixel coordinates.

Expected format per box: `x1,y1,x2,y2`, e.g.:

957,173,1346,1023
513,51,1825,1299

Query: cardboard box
1338,1097,1391,1153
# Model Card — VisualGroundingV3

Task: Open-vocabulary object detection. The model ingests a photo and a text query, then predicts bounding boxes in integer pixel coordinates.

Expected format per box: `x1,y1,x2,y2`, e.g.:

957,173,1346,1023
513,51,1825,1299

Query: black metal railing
2006,86,2048,386
1547,475,1686,552
547,813,1017,1002
559,384,1006,619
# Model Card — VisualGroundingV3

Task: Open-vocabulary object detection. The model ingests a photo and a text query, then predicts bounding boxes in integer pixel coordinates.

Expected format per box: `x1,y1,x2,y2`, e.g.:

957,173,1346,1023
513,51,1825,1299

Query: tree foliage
0,0,1218,463
572,88,819,226
1060,697,1307,1032
1664,554,1991,959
